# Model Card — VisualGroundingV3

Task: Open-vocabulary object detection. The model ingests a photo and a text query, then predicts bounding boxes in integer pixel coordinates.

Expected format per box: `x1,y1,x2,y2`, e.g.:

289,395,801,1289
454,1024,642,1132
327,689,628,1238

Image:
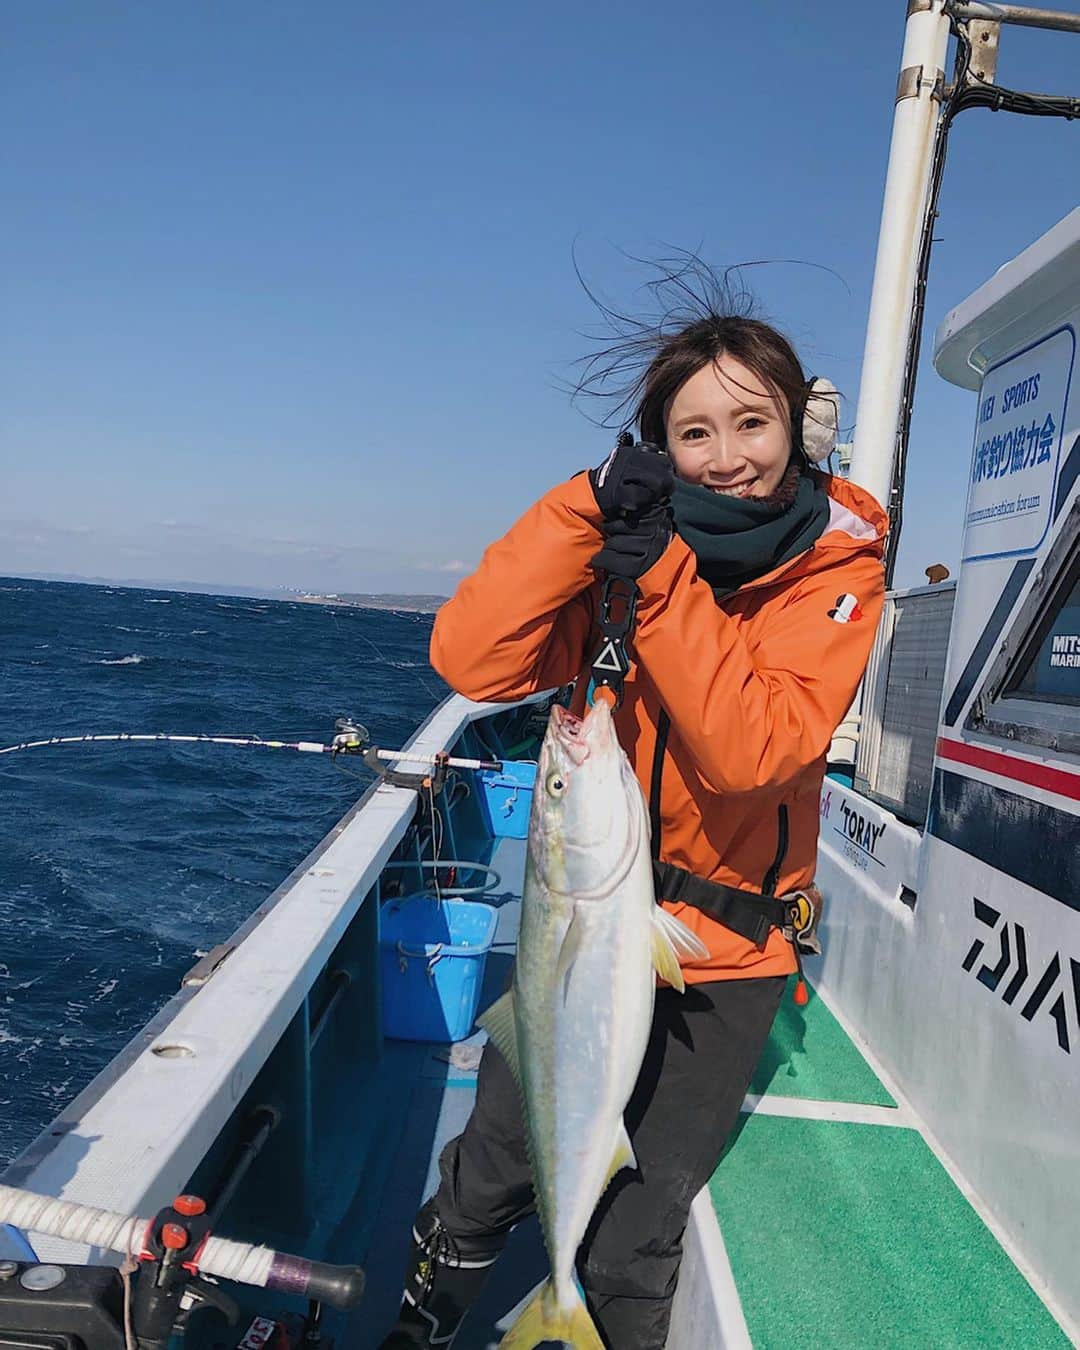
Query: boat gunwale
2,690,547,1246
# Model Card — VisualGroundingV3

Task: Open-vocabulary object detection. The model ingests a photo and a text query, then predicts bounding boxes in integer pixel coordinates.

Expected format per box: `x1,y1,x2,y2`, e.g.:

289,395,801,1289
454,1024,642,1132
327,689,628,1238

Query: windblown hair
572,254,814,454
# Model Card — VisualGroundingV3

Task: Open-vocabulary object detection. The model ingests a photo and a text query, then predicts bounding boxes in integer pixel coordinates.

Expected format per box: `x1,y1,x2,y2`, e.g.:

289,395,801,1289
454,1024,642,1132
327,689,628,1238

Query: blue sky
3,2,1077,594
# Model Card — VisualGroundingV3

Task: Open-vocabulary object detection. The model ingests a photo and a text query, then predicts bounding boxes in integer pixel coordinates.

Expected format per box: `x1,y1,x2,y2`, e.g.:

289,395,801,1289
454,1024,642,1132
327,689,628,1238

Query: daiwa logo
963,898,1080,1053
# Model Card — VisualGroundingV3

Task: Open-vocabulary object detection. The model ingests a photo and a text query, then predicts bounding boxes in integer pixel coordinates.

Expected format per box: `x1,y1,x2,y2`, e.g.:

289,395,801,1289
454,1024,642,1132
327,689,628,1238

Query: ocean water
0,577,445,1166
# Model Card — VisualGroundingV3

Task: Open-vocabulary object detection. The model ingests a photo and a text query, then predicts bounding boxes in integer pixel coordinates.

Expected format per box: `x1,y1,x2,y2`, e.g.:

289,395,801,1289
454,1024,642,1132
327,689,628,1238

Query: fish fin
601,1120,637,1193
649,919,686,992
476,990,522,1093
499,1278,605,1350
652,904,710,973
555,909,587,1006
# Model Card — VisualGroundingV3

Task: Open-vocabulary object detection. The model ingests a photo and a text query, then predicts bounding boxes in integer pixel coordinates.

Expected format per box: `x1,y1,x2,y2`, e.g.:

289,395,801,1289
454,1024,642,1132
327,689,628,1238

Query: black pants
431,974,785,1350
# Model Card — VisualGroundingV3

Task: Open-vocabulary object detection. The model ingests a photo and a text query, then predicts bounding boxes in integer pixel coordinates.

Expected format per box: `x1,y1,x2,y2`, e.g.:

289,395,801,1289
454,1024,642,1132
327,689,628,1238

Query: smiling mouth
708,479,757,498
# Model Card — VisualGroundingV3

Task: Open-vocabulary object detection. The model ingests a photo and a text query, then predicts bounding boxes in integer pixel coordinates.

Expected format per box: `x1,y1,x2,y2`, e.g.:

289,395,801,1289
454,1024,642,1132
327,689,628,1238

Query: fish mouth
549,703,590,765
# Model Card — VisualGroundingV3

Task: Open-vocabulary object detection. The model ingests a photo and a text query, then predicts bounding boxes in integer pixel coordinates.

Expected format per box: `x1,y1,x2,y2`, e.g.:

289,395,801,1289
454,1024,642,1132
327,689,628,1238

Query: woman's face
664,357,792,498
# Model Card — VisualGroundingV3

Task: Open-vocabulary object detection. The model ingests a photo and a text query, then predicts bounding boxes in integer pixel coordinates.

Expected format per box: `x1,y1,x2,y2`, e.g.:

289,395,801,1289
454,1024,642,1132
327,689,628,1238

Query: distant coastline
293,592,446,614
2,572,448,614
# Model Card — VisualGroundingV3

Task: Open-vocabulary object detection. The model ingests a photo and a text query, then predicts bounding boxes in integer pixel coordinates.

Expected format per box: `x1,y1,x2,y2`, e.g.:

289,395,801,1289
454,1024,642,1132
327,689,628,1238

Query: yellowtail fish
479,698,708,1349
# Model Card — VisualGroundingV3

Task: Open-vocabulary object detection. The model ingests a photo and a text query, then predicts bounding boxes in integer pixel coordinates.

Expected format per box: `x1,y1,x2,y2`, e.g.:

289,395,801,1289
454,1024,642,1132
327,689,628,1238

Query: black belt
653,859,789,947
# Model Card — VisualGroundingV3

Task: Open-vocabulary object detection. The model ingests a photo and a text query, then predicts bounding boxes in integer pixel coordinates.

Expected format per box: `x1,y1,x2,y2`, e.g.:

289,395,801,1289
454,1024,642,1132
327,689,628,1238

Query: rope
428,777,443,902
120,1214,138,1350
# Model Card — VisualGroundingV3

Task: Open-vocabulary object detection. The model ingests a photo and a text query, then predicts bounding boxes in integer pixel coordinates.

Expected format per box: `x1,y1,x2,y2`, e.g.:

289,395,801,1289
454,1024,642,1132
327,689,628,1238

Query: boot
378,1198,500,1348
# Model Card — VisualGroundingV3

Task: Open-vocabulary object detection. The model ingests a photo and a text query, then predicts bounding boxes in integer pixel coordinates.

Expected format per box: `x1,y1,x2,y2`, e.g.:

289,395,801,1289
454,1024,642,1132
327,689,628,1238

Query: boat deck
342,832,1069,1349
713,987,1069,1349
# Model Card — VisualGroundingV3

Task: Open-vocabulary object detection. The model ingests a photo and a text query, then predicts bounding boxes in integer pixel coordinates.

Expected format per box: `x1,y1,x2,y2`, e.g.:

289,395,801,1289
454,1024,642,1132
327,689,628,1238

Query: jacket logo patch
828,593,863,623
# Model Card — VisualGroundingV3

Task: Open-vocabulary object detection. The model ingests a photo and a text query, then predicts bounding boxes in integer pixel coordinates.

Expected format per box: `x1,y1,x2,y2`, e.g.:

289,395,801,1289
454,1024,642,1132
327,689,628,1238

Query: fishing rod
0,718,503,777
0,1180,364,1349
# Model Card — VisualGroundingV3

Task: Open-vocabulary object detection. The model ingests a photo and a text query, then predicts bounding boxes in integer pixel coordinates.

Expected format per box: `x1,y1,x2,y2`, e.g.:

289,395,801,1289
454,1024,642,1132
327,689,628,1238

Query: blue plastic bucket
380,895,498,1042
477,760,537,840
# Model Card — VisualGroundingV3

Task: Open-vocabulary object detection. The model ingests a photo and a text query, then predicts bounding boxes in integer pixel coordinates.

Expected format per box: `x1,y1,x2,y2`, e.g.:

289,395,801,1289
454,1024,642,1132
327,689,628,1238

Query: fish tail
499,1277,604,1350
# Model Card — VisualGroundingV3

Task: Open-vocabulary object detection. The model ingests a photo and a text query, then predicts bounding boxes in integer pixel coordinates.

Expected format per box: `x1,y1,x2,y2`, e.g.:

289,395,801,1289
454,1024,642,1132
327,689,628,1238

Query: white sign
962,326,1075,561
817,780,921,891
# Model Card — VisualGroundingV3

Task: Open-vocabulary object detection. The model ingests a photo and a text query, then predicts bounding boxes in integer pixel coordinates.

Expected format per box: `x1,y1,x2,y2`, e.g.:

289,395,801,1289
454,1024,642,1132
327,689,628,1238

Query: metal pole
849,0,952,512
951,3,1080,33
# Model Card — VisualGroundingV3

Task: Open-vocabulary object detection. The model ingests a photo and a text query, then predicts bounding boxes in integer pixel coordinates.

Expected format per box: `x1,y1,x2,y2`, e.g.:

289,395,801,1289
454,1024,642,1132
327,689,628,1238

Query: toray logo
835,801,886,860
963,897,1080,1054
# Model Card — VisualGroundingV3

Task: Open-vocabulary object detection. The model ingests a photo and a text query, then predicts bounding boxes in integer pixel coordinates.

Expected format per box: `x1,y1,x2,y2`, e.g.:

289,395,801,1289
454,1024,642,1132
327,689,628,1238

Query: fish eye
545,773,567,797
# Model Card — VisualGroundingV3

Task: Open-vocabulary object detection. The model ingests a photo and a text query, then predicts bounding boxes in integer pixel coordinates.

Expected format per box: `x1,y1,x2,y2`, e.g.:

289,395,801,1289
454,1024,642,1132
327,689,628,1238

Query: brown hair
636,315,806,451
572,255,817,457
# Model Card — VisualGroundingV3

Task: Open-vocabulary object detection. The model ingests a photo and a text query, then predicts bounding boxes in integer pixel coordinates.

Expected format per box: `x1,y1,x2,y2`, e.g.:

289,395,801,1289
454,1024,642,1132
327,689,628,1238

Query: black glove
590,503,672,581
589,436,674,521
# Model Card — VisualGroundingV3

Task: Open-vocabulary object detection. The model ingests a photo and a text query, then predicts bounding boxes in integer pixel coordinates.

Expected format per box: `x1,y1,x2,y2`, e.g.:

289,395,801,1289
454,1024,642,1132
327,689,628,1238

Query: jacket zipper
762,804,789,896
648,709,671,862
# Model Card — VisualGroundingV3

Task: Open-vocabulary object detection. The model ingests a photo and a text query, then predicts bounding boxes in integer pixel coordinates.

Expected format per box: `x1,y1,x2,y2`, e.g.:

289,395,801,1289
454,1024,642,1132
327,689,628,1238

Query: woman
381,303,886,1350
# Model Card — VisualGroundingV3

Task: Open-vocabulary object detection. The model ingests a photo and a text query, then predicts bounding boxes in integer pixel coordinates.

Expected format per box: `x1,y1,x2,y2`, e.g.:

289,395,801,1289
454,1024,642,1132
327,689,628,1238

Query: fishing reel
330,718,370,757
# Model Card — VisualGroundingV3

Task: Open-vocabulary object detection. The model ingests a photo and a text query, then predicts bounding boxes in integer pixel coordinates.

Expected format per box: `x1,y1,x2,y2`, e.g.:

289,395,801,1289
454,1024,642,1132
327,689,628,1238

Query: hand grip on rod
262,1253,366,1309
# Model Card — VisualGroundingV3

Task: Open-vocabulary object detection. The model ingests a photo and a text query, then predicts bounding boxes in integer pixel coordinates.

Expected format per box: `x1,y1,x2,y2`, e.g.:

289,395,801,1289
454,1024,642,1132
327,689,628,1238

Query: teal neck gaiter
670,468,831,598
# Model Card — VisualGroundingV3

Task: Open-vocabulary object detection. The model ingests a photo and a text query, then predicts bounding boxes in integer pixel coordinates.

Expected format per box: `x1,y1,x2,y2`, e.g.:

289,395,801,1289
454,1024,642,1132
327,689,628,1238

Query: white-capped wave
146,598,171,604
99,654,145,666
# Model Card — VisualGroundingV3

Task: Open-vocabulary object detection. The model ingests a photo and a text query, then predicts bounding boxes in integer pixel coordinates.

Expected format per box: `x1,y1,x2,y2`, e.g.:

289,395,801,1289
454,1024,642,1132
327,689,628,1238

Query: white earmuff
801,377,839,464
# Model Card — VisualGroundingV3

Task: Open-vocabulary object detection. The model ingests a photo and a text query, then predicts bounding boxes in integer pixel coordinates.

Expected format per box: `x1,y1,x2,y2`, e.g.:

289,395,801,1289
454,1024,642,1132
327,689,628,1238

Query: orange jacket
431,470,887,981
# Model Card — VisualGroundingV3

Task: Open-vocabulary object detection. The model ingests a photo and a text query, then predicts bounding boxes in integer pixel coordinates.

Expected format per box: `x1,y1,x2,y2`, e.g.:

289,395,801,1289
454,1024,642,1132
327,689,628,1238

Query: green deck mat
748,978,896,1108
710,1113,1069,1349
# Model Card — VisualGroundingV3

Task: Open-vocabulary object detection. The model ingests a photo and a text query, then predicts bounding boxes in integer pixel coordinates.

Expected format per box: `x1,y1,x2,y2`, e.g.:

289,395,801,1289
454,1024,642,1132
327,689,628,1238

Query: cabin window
1003,562,1079,707
968,505,1080,756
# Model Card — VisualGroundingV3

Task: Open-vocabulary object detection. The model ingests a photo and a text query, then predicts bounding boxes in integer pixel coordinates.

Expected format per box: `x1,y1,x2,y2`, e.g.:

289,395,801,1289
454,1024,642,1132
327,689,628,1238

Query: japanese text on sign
963,328,1074,561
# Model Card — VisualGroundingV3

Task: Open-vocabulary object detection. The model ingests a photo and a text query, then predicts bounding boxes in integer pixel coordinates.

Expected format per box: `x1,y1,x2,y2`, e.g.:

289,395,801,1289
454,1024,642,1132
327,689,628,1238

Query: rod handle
265,1253,366,1310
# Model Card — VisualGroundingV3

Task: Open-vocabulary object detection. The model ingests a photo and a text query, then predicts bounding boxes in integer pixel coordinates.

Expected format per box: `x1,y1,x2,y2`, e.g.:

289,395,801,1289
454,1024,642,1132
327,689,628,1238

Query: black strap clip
590,575,639,707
